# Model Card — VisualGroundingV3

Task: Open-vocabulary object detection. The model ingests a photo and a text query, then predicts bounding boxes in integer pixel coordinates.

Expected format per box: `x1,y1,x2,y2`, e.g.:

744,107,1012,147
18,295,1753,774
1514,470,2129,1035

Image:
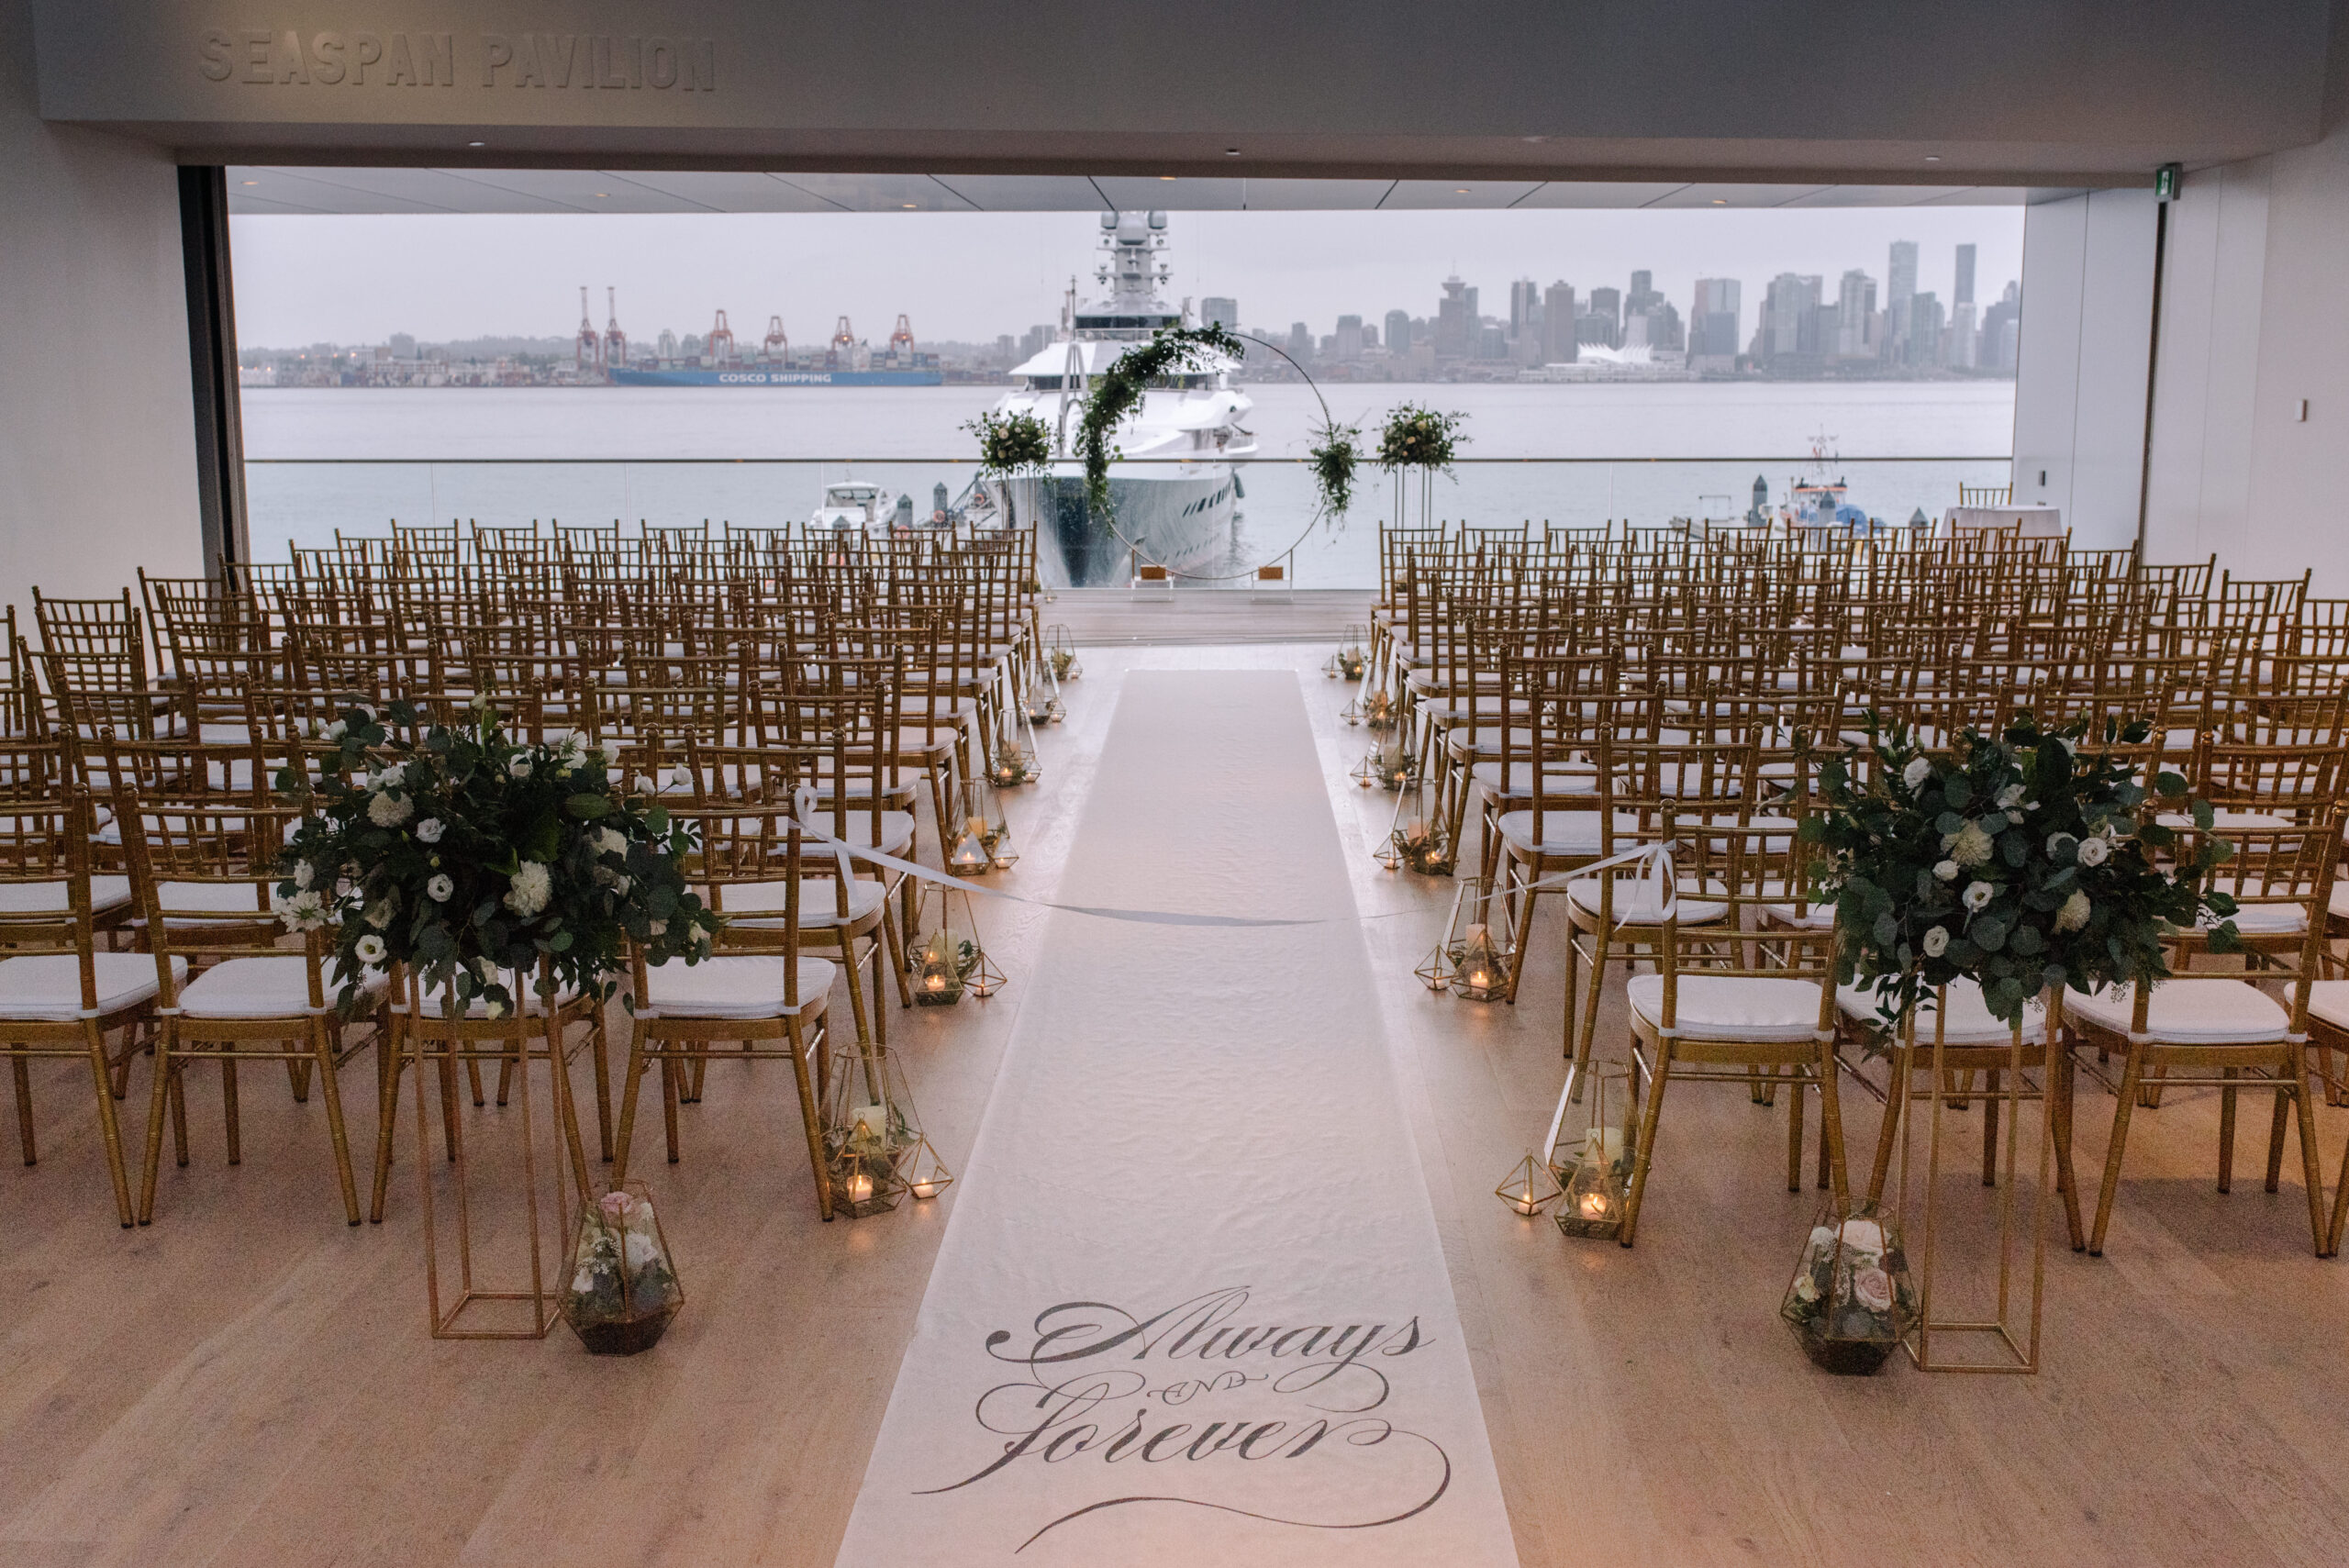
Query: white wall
2140,105,2349,588
0,0,203,621
2010,188,2159,550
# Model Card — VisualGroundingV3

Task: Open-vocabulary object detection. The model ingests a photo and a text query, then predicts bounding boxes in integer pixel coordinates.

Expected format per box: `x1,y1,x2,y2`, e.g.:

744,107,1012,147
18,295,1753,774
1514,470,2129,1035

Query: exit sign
2155,163,2182,201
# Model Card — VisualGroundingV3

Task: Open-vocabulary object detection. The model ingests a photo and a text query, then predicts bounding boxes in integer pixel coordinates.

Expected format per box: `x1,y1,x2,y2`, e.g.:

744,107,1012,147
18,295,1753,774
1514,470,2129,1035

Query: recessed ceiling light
240,180,258,186
1455,187,1470,194
1711,198,1726,205
1224,148,1241,157
902,202,918,208
467,140,484,148
1925,155,1942,162
1160,175,1176,182
596,192,609,198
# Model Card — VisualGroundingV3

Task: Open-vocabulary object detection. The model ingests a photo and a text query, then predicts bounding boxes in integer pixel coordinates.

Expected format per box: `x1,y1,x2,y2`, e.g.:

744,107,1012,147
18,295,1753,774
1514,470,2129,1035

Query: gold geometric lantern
1550,1061,1634,1240
1385,770,1454,875
1495,1153,1564,1217
908,882,1004,1005
1323,623,1370,682
988,706,1041,787
1417,873,1516,997
947,777,1017,875
1043,623,1083,682
1351,730,1415,791
822,1042,917,1219
896,1133,955,1200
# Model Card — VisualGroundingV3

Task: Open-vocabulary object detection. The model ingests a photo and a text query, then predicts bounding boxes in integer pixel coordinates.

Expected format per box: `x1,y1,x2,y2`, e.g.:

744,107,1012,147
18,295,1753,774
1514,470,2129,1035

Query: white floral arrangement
274,701,722,1017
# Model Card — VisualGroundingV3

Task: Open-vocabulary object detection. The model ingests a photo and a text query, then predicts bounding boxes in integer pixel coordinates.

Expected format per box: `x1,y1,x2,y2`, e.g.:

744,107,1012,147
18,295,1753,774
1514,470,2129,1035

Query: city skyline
229,205,2021,354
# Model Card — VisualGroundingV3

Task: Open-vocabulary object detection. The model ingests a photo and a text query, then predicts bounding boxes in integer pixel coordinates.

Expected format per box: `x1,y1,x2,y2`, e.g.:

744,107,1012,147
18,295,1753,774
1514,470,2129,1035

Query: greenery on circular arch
1074,324,1246,513
1308,420,1363,517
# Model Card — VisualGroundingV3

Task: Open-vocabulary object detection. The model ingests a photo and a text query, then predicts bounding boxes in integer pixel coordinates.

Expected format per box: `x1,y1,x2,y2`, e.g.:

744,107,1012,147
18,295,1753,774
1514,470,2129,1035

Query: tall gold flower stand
1876,988,2063,1373
395,967,593,1340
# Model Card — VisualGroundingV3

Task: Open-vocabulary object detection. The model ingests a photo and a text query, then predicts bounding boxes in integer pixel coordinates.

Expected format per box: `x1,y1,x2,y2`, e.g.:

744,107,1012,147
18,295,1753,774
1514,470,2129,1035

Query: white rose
508,756,533,779
596,827,628,857
1963,880,1995,911
504,861,552,918
323,719,346,741
374,762,406,789
598,739,625,768
2055,889,2092,932
1933,859,1959,882
352,933,387,965
355,704,376,721
2076,836,2110,867
1793,1273,1820,1304
1838,1218,1886,1254
1922,925,1950,957
1853,1267,1897,1314
427,873,454,903
293,862,314,889
367,792,413,828
646,919,667,938
608,874,631,897
1996,783,2025,809
415,817,444,844
1901,757,1932,791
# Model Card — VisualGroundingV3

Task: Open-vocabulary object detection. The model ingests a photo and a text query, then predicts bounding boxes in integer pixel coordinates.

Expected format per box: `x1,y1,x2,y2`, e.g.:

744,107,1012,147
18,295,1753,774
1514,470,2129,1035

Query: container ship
588,297,942,387
609,366,942,387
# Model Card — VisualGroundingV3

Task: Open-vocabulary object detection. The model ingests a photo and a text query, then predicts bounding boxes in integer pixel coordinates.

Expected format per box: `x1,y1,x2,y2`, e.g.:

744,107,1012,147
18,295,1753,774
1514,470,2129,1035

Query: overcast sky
230,204,2024,350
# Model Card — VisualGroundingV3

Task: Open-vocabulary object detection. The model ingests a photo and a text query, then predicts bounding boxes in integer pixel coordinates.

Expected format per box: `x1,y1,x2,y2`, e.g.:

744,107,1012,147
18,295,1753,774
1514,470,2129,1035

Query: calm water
241,381,2015,587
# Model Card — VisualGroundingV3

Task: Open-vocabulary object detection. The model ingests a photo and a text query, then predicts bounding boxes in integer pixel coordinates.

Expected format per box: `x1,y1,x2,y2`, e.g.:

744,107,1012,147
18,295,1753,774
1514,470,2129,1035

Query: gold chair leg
2054,1037,2086,1252
311,1019,362,1227
1618,1040,1672,1248
1785,1062,1806,1193
221,1052,241,1166
11,1052,35,1166
659,1052,683,1163
2216,1065,2239,1193
137,1020,175,1224
2289,1048,2329,1257
611,1029,651,1184
2089,1041,2147,1256
1818,1049,1849,1203
787,1016,834,1222
83,1019,134,1229
2263,1073,2289,1194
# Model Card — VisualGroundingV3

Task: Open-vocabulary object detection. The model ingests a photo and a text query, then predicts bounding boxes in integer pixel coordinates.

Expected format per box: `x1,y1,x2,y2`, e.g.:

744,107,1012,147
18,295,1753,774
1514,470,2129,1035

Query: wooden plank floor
6,642,2349,1567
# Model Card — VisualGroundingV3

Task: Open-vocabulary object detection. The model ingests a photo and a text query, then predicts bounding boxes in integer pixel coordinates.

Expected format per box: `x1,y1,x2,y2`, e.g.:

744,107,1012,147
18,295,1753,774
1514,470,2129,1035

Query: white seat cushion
1495,810,1642,857
137,881,275,927
2157,809,2297,831
2197,880,2310,936
838,810,918,859
1564,876,1729,926
177,954,385,1020
393,973,580,1018
0,952,186,1021
0,875,132,915
714,878,885,929
1469,760,1597,801
2304,981,2349,1035
640,955,835,1018
1837,977,2046,1045
2065,980,2289,1045
1626,973,1827,1043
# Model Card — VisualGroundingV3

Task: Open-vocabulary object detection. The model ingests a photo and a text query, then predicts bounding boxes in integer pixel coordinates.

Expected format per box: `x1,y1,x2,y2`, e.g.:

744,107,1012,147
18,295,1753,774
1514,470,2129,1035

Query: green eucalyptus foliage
1308,420,1362,517
1375,403,1468,474
1802,714,2238,1029
963,408,1053,477
1074,324,1246,513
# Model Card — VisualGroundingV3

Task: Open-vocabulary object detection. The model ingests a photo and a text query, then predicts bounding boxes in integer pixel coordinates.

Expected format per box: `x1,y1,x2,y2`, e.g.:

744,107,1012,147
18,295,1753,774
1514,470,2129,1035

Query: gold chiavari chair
2065,815,2339,1256
0,787,162,1226
613,793,838,1218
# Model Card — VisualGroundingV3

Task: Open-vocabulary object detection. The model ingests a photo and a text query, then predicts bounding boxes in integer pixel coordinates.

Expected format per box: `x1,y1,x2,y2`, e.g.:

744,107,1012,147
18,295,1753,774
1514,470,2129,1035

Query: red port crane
575,285,600,372
602,286,627,369
888,314,916,358
763,315,788,361
706,308,735,366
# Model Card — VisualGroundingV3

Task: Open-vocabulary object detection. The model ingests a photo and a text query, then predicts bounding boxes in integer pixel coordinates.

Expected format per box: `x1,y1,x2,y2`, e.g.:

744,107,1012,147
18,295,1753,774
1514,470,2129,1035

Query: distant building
1434,276,1475,358
1954,244,1976,308
1585,285,1622,349
1542,281,1576,363
1689,278,1741,371
1385,309,1413,355
1763,273,1820,359
1833,269,1877,358
1887,239,1919,352
1334,314,1364,361
1201,296,1239,330
1288,321,1313,362
1475,322,1509,360
1508,278,1541,340
1626,270,1663,318
1907,292,1945,366
1979,281,2021,373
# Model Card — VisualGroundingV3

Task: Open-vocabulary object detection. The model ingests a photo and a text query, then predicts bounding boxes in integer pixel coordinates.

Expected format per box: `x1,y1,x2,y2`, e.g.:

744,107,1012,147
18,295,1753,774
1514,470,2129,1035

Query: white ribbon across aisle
833,670,1520,1567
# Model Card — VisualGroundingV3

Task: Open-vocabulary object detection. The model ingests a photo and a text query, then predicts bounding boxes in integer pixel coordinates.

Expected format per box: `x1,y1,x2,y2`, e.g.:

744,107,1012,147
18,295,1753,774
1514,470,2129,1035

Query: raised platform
1039,586,1374,646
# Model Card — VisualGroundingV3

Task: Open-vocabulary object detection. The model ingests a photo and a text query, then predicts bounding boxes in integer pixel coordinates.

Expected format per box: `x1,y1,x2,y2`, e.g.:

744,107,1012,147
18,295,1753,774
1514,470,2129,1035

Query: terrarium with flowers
560,1182,684,1354
1780,1200,1916,1374
270,700,724,1018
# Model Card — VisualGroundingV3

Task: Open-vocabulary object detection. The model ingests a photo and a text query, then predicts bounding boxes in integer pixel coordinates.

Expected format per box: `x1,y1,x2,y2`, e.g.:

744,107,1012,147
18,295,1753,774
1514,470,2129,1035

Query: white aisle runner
834,672,1519,1567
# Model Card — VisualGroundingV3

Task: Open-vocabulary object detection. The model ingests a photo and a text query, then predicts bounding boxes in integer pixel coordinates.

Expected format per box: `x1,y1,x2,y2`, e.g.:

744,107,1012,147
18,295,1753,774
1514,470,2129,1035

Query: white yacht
810,479,898,533
966,210,1255,586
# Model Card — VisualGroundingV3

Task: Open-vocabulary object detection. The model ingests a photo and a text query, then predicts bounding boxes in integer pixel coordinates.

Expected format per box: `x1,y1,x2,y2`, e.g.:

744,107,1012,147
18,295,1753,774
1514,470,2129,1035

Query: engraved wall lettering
545,34,577,88
273,29,309,83
418,32,451,85
351,31,382,83
384,30,416,86
482,33,512,86
197,28,233,82
645,39,675,90
599,35,628,88
514,32,543,86
684,38,715,92
239,28,272,83
625,36,641,87
310,32,345,84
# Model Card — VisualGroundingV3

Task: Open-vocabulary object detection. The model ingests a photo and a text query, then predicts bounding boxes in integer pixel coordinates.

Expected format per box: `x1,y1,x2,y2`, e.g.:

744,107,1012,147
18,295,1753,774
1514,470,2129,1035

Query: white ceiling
225,168,2056,217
